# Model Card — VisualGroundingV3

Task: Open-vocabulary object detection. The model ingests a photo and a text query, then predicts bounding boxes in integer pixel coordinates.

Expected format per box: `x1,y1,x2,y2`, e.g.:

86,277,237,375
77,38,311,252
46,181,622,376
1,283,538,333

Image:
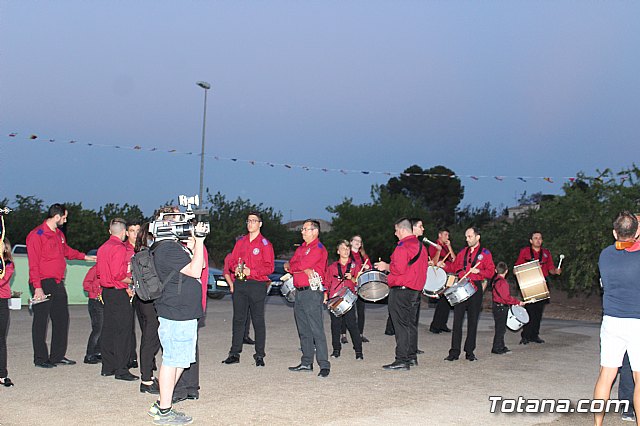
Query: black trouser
430,296,452,330
385,295,420,336
385,312,395,335
129,297,138,363
174,317,204,399
86,298,103,357
341,297,366,336
388,287,419,363
521,300,546,340
294,289,330,369
101,287,134,376
0,299,9,377
492,304,509,351
449,283,483,358
330,307,362,353
136,297,160,382
230,279,267,358
30,279,70,364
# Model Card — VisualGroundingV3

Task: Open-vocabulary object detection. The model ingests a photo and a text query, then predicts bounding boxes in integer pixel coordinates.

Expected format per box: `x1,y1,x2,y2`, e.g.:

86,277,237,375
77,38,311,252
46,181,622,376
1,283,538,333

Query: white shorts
600,315,640,371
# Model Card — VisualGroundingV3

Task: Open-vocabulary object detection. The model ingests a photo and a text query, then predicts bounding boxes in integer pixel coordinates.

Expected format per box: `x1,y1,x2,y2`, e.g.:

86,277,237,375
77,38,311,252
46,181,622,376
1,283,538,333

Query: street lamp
196,81,211,209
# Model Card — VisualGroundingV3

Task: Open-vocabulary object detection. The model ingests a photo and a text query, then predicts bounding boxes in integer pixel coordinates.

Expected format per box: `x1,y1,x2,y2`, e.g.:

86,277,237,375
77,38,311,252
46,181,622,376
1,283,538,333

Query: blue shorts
158,317,198,368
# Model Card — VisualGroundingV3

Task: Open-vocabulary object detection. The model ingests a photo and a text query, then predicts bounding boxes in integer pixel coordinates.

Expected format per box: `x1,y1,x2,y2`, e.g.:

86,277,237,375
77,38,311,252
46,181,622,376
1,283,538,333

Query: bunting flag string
3,131,593,184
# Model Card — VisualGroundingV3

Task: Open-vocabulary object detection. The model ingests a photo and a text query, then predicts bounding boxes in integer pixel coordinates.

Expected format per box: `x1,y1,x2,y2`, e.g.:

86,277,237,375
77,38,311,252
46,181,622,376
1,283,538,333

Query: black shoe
384,330,395,336
84,355,100,365
444,355,459,361
530,337,545,344
53,357,76,366
340,335,348,344
330,350,341,358
288,364,313,372
361,335,370,343
95,354,102,361
222,355,240,365
408,358,418,366
502,347,511,354
355,352,364,360
101,371,114,377
0,377,14,387
115,372,139,381
140,380,160,394
127,359,138,369
382,361,410,371
519,338,529,345
429,327,442,334
255,357,265,367
491,348,506,354
440,327,451,333
243,337,255,345
186,393,199,400
318,368,330,378
35,362,57,369
465,353,478,361
172,394,188,404
416,349,424,355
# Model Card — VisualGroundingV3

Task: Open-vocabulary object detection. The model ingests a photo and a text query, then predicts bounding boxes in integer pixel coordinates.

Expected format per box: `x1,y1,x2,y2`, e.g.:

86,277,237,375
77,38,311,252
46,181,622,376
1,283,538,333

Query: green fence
9,255,94,305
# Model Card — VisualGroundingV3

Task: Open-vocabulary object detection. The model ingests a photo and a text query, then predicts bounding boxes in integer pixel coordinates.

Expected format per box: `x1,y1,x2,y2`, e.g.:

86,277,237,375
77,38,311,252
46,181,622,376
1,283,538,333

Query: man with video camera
146,202,208,425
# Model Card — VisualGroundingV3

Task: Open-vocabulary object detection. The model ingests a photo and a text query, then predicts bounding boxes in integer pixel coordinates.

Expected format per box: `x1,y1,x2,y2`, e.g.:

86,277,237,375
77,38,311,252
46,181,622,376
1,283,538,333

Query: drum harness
462,246,484,290
332,262,353,297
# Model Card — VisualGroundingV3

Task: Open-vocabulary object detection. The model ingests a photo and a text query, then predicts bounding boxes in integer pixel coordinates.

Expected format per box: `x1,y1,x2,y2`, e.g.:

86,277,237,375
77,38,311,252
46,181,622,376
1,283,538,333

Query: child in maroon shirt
491,262,523,354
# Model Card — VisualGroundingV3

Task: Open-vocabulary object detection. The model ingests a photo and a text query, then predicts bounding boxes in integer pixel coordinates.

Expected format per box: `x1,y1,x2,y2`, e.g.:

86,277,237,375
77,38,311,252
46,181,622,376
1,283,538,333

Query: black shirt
153,240,203,321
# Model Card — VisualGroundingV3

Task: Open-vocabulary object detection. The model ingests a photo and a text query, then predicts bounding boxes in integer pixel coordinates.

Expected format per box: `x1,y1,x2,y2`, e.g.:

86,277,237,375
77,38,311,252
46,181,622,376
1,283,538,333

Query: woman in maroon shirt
0,239,15,386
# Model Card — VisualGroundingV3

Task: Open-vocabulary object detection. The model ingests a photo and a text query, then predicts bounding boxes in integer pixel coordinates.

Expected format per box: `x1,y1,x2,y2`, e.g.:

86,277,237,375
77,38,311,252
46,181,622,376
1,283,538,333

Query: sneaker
148,401,161,417
153,408,193,425
621,411,636,422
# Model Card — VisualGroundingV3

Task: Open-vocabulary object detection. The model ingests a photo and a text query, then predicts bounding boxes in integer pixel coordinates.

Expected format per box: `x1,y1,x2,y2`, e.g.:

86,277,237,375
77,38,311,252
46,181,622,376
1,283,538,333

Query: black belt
297,286,311,291
494,302,509,307
390,286,413,290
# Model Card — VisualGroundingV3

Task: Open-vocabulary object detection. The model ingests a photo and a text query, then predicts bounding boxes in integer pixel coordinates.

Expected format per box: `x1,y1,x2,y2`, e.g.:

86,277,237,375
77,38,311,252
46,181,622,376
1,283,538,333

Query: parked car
87,249,98,256
267,259,288,296
207,267,231,299
11,244,27,255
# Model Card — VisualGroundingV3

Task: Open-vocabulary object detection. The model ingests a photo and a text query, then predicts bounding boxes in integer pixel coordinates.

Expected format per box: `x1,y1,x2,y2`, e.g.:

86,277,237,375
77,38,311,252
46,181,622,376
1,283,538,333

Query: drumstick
353,259,369,281
557,254,565,269
440,252,451,263
460,262,481,280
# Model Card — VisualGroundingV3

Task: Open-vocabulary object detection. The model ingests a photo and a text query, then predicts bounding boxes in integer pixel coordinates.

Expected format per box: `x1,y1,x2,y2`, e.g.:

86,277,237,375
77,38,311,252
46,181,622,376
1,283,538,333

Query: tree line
2,164,638,295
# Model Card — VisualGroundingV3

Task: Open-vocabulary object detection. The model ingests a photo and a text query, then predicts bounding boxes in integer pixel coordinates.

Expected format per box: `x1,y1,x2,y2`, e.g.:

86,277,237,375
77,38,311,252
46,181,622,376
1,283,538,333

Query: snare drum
506,305,529,331
423,266,447,298
443,278,477,306
357,270,389,302
327,287,358,316
280,274,297,303
445,274,458,288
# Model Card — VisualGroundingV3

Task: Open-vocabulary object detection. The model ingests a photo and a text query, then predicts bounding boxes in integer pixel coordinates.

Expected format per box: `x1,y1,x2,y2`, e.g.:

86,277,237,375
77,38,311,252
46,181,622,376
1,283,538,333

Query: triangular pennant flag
517,177,527,182
544,177,553,183
471,176,479,181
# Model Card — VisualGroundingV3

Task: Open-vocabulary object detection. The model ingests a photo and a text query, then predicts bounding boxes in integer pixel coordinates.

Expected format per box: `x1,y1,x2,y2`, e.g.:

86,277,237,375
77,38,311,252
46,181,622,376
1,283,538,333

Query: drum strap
463,246,482,270
337,262,352,280
408,241,423,266
350,251,364,265
529,247,543,262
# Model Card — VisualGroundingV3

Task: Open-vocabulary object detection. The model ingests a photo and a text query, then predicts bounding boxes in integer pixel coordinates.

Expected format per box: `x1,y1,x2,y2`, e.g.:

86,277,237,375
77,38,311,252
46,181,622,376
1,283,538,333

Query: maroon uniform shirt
492,276,521,305
82,265,101,299
0,262,14,299
446,245,495,290
515,246,554,277
427,239,455,265
326,260,358,297
288,238,328,288
228,233,275,282
97,235,129,289
388,235,429,291
26,221,86,289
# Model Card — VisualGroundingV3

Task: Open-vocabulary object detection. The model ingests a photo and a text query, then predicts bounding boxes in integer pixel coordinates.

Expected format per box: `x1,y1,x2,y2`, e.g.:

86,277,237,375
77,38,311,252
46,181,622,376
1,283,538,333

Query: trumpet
235,258,247,281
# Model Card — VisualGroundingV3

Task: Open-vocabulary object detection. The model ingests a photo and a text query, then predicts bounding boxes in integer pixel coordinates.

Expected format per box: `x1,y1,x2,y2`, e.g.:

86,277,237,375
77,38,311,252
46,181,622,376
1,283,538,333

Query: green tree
1,195,46,245
383,165,464,227
98,203,146,223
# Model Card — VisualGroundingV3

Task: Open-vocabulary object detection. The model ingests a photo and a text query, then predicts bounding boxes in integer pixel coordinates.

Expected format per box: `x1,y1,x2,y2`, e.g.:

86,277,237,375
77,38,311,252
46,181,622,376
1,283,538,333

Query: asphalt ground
0,295,629,426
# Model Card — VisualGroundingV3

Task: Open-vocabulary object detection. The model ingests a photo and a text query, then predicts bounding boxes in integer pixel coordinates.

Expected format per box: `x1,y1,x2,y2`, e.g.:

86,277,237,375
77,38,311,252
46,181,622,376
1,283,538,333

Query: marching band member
327,240,363,359
514,231,561,345
221,212,274,367
428,228,455,334
443,227,495,361
285,220,330,378
340,235,371,344
375,218,428,371
491,262,523,355
0,239,15,387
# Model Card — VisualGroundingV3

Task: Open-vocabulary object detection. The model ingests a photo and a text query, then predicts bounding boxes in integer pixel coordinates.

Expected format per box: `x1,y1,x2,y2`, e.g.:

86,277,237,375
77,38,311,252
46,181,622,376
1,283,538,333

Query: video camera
149,195,210,241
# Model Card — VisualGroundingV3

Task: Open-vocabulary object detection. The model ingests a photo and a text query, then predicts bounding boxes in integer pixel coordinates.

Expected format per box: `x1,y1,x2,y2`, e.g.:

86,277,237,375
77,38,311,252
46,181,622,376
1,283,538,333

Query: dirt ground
0,293,627,426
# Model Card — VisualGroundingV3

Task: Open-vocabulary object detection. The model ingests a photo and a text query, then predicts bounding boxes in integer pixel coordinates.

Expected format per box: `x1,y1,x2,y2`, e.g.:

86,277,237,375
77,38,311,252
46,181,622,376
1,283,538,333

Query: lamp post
196,81,211,209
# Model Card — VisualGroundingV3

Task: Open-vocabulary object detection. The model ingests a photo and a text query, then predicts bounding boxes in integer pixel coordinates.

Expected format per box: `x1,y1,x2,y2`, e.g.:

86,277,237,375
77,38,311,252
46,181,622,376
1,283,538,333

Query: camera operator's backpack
131,241,176,301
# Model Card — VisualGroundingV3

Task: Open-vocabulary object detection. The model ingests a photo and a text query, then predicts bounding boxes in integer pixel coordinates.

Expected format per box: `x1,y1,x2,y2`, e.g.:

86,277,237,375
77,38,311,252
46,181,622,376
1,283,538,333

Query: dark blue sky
2,1,639,222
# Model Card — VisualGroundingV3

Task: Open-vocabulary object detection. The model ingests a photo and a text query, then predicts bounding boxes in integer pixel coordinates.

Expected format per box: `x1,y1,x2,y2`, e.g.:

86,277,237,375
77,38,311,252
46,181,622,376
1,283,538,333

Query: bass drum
357,270,389,302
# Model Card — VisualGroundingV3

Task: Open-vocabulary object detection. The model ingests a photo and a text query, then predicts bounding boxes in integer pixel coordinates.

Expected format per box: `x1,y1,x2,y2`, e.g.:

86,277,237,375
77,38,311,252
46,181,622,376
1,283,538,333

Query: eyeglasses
246,219,260,224
300,227,316,232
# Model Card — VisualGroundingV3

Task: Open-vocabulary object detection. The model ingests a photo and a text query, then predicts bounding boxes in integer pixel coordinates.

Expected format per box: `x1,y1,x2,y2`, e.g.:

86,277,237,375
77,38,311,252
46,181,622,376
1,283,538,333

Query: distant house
285,219,333,233
506,203,540,220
